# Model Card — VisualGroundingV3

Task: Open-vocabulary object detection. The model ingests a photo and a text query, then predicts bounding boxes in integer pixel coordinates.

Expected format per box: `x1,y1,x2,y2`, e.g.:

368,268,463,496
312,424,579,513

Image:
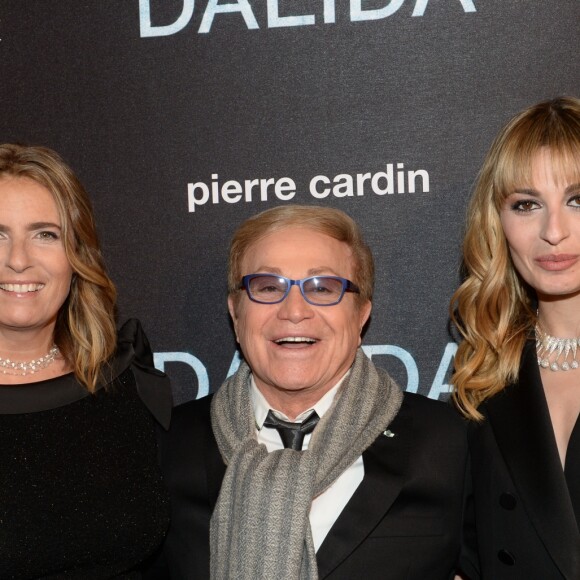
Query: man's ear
228,294,239,342
357,300,372,346
359,300,372,330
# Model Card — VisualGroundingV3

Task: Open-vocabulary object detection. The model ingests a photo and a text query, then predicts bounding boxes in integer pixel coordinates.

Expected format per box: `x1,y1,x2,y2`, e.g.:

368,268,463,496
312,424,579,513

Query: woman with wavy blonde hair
0,144,171,578
452,97,580,579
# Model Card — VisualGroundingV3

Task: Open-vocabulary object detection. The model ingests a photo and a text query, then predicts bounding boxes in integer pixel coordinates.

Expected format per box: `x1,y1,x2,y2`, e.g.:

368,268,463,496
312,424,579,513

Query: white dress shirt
251,376,364,551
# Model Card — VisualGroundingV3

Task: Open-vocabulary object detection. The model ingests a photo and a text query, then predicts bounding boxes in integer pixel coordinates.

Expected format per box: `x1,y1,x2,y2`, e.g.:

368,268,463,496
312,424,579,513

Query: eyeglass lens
248,275,345,304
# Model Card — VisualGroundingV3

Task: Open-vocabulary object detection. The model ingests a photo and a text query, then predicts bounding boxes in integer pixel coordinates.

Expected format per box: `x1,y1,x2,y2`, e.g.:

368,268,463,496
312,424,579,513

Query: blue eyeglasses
240,274,360,306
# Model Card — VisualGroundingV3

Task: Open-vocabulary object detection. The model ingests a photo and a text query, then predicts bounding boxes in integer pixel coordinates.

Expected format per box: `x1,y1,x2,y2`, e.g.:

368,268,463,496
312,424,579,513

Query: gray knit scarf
210,348,403,580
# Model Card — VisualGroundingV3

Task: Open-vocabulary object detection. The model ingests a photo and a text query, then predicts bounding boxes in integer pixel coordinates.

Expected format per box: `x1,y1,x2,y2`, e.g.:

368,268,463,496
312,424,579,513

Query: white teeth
0,283,44,293
275,337,316,344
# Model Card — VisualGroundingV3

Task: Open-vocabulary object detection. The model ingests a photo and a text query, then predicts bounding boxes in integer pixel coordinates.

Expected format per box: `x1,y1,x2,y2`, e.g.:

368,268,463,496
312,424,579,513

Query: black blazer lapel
316,412,412,578
485,340,580,578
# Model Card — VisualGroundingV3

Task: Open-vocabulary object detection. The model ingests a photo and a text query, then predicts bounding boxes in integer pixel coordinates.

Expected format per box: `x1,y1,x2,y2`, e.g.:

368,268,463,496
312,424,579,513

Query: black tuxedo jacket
460,340,580,579
151,391,468,580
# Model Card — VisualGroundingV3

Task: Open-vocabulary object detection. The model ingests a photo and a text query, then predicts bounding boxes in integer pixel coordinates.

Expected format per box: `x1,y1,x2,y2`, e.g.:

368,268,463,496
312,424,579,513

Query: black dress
0,319,172,579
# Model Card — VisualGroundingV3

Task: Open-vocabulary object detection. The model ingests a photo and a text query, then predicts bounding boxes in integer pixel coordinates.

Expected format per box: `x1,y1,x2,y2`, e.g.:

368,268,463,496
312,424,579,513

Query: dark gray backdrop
1,0,578,403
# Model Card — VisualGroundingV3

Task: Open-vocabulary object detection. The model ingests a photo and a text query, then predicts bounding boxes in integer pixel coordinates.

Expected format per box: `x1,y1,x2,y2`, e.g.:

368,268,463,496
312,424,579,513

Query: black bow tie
263,410,320,451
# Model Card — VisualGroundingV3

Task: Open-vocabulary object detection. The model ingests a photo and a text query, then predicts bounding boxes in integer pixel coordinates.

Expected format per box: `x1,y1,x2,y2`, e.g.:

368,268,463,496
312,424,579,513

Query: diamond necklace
535,323,580,372
0,345,60,376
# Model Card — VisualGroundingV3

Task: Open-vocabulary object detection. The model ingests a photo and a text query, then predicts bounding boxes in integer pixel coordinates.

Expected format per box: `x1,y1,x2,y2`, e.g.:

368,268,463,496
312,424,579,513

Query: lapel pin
383,429,395,438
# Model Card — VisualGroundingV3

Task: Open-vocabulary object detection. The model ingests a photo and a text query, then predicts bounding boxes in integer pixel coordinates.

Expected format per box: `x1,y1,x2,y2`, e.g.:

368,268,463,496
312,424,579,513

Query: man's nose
276,285,315,323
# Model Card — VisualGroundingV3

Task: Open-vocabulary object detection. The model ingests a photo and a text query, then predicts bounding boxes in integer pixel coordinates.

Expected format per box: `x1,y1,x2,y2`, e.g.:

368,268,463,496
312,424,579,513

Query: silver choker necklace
535,323,580,372
0,345,60,376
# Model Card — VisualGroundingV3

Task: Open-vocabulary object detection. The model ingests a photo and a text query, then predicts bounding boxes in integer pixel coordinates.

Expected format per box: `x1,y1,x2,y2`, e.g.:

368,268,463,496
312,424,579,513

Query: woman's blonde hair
451,96,580,420
228,204,374,306
0,144,117,391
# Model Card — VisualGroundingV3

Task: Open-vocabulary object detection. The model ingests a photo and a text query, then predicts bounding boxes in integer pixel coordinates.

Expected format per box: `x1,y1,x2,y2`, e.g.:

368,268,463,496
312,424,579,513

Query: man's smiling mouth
274,337,317,345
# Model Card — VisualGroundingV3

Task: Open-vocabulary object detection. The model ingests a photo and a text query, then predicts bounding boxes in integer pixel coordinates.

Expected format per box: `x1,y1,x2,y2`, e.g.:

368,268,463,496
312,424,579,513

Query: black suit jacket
460,340,580,579
151,391,468,580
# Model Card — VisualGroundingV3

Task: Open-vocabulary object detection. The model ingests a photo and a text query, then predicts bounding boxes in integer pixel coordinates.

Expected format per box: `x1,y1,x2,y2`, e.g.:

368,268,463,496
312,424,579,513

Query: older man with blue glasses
152,205,469,580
